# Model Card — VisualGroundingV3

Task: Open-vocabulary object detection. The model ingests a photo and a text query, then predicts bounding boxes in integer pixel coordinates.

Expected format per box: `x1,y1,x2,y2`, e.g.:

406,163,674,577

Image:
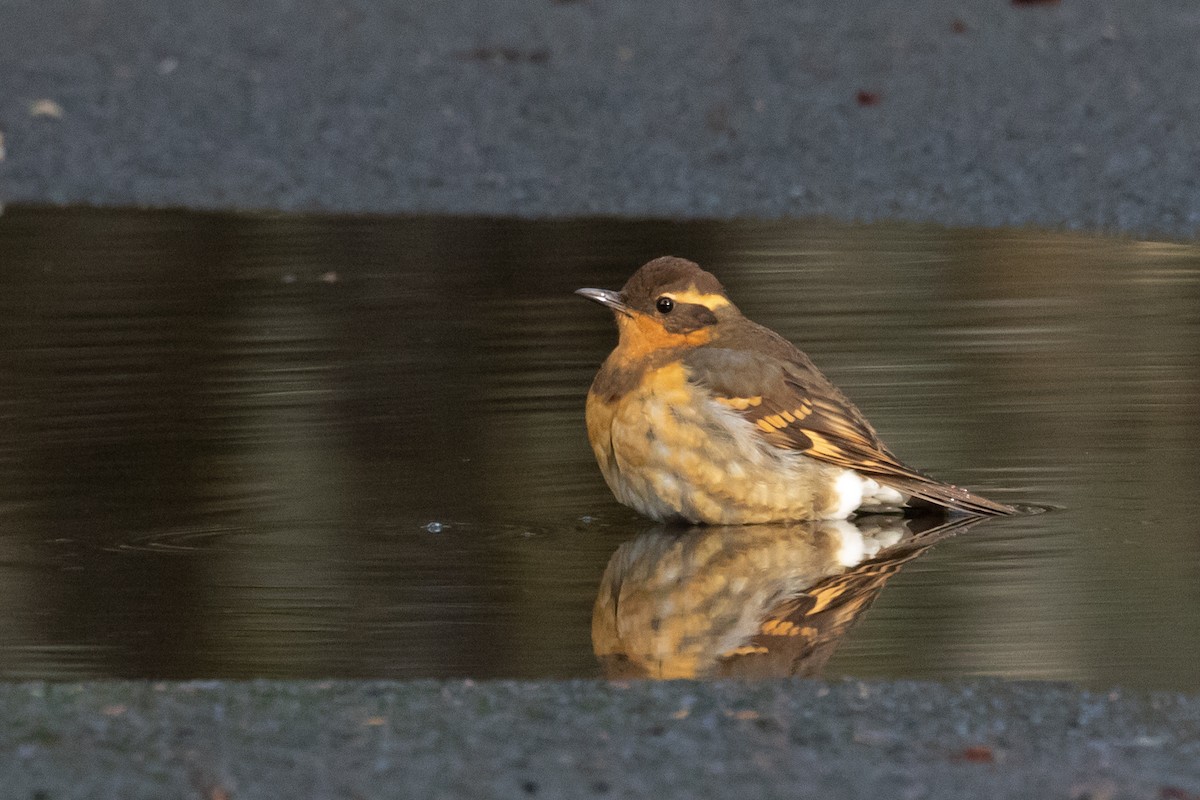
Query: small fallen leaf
855,90,881,107
725,709,759,720
1159,787,1200,800
29,99,64,119
955,745,994,763
364,716,386,727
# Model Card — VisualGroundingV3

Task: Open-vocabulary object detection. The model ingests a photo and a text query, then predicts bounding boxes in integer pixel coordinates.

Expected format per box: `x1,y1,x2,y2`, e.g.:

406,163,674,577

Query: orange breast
585,362,853,523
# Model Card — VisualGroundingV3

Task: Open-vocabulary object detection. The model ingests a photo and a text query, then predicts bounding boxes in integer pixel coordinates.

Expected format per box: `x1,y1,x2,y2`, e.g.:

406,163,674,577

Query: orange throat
610,312,711,365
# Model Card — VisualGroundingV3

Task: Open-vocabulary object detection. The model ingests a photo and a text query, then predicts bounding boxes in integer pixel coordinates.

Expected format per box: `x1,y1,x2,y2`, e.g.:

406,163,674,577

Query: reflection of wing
683,341,1017,515
741,514,981,677
593,515,985,680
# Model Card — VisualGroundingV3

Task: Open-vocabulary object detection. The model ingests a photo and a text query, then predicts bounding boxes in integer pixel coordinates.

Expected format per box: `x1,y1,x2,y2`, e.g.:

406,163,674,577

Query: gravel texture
2,0,1199,238
5,679,1199,799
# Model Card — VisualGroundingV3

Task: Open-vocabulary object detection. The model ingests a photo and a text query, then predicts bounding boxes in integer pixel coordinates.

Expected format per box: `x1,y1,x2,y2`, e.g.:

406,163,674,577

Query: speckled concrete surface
1,0,1199,238
4,679,1199,799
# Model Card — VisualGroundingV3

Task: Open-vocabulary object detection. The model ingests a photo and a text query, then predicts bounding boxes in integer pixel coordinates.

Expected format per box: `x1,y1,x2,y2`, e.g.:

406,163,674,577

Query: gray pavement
1,0,1199,238
5,679,1199,799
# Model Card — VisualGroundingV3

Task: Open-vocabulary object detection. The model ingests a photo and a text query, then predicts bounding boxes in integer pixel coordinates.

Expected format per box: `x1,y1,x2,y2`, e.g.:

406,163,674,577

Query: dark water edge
0,206,1198,687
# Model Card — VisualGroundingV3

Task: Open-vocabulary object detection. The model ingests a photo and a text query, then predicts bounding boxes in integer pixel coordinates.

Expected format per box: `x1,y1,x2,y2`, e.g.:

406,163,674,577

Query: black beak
575,287,631,316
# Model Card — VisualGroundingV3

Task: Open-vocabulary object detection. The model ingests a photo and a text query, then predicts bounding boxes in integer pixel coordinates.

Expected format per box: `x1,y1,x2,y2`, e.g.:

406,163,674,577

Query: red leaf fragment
1160,787,1200,800
955,745,995,763
855,91,881,107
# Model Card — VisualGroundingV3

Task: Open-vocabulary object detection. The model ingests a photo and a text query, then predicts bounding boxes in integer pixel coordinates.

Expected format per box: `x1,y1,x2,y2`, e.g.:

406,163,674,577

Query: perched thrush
577,257,1015,524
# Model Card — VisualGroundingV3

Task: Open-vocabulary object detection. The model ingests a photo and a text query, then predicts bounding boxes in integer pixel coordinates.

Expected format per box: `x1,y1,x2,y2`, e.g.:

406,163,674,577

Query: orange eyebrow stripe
662,287,730,310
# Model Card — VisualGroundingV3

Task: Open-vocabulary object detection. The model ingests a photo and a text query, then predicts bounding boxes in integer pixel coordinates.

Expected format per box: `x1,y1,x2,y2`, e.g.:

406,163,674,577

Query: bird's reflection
593,514,982,679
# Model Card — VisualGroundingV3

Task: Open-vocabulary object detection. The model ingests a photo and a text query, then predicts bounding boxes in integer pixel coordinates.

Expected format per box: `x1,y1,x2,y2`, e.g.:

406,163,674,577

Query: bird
576,256,1017,524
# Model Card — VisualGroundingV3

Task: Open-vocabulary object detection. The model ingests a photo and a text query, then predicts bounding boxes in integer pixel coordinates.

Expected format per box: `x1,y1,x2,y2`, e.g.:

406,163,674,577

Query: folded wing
683,337,1016,516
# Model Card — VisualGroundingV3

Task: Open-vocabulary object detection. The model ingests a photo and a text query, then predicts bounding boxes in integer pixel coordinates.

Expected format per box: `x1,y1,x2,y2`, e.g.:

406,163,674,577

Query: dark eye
655,296,675,314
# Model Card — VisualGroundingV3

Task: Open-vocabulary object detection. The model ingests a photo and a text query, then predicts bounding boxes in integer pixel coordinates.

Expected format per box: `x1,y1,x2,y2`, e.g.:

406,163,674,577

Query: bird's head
576,257,740,358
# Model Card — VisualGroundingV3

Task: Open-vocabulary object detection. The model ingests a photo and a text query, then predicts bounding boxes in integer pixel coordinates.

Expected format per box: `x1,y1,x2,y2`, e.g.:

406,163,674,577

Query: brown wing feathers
686,345,1016,516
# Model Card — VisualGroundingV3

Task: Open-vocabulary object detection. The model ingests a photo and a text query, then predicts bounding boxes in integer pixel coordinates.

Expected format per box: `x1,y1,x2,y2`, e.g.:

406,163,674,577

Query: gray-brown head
576,257,741,353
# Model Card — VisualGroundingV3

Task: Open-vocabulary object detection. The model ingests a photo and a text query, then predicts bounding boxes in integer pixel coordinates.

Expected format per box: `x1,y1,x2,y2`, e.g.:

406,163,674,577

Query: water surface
0,208,1197,687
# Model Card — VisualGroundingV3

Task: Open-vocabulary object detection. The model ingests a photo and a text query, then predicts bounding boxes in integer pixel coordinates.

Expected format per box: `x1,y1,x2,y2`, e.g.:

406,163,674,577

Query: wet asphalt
5,679,1199,799
2,0,1199,237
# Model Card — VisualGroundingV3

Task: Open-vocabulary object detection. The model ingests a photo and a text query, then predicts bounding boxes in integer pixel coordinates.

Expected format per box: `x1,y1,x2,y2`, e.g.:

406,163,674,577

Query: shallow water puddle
0,207,1197,686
